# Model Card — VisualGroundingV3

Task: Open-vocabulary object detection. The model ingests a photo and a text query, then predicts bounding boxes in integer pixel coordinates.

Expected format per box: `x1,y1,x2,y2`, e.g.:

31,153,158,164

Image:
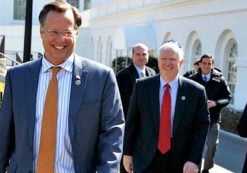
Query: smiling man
189,53,231,173
123,41,210,173
116,44,156,173
0,1,124,173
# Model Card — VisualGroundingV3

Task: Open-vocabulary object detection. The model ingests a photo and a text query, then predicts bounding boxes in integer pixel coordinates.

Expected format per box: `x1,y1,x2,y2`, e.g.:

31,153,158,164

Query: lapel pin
181,96,186,100
75,75,81,85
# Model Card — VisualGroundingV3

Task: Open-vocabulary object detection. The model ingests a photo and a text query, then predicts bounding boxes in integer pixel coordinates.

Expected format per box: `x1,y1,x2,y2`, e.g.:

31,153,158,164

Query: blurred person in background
189,53,231,173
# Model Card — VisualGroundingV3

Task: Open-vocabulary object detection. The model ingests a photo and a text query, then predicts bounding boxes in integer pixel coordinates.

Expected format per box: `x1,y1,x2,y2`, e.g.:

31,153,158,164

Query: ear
199,62,202,68
74,30,79,39
40,27,44,38
180,58,184,66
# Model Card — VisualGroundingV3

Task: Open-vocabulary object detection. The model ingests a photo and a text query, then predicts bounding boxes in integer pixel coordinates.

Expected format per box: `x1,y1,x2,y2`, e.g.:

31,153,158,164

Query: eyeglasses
41,29,77,38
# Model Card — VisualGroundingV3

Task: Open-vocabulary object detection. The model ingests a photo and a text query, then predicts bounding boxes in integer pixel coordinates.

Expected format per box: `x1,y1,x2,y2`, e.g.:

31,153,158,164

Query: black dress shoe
202,169,209,173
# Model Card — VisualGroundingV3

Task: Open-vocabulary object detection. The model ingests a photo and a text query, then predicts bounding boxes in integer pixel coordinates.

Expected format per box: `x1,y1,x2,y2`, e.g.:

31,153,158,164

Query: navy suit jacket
123,75,209,173
0,54,125,173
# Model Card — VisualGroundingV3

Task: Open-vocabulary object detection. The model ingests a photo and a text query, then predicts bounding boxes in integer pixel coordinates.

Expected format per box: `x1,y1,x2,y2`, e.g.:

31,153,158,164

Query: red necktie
157,84,171,154
37,67,61,173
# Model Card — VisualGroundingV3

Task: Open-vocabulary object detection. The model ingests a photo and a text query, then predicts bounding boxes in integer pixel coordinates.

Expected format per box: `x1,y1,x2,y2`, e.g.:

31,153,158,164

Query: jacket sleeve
116,72,131,116
215,76,231,108
122,81,140,156
187,86,210,165
238,104,247,137
96,69,125,173
0,70,15,173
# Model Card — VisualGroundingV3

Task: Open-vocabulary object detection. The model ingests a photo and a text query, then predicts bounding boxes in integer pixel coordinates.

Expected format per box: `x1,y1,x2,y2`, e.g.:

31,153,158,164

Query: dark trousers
142,149,173,173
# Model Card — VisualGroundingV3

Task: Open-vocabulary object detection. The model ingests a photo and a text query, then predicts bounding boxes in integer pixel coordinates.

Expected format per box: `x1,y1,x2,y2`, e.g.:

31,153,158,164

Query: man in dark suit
123,41,210,173
0,2,124,173
237,103,247,173
188,53,231,173
117,43,156,173
116,43,156,116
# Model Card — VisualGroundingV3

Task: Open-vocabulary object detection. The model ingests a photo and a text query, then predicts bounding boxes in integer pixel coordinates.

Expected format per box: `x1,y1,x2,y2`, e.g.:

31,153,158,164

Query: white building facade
0,0,246,110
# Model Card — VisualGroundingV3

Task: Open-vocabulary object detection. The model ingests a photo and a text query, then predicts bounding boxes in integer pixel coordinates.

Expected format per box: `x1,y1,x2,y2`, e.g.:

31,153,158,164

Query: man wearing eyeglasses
189,53,231,173
0,1,124,173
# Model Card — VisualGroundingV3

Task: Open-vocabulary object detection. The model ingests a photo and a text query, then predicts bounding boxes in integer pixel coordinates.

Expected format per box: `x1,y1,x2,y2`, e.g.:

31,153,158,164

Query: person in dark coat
116,43,156,116
116,43,156,173
189,53,231,173
238,103,247,173
123,41,209,173
183,58,200,78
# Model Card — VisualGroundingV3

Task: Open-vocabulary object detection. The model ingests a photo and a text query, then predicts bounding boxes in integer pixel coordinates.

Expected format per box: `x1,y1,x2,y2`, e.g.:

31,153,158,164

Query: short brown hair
200,53,214,64
39,1,82,28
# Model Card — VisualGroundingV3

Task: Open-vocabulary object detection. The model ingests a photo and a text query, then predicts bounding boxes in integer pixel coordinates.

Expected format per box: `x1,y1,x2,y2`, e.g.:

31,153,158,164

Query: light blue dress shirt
159,75,179,137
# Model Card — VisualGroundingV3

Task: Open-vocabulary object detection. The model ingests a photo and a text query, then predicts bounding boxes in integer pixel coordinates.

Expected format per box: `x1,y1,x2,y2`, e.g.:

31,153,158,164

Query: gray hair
158,41,184,60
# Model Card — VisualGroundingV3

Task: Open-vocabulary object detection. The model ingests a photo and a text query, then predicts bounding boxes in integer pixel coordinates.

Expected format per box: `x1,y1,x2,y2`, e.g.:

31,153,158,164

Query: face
193,64,199,71
200,57,214,75
132,46,149,69
158,47,184,82
40,10,78,65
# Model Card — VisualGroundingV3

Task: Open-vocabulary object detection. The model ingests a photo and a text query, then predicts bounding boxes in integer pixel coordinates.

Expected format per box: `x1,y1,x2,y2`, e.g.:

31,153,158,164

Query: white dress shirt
34,55,74,173
134,64,146,78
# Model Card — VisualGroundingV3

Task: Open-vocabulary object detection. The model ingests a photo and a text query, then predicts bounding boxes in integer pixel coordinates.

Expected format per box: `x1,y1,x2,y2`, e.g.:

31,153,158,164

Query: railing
0,52,22,66
0,52,22,105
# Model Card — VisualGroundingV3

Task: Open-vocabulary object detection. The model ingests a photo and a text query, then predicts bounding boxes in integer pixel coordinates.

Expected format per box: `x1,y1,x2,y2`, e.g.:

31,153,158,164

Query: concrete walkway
203,130,247,173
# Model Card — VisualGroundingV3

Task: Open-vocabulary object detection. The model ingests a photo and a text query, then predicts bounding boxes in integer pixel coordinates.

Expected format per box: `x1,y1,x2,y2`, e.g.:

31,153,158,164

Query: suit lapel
129,63,139,80
68,54,88,140
150,76,160,134
173,76,186,136
25,58,42,147
145,67,153,77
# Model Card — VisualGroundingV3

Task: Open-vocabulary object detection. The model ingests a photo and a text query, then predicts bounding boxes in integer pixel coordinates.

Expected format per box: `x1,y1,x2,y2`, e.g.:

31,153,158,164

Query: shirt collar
202,73,211,79
160,75,179,90
134,64,145,75
41,54,74,73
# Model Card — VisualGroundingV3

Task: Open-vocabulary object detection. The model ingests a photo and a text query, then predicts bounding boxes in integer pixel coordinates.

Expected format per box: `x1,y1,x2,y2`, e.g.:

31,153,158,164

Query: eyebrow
136,53,147,55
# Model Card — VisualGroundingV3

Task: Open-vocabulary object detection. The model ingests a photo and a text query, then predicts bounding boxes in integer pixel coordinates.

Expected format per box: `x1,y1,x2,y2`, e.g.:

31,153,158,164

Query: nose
54,33,66,42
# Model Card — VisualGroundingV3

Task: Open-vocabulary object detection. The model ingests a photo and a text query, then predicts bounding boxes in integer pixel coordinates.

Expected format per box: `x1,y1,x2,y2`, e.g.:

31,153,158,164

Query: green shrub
220,107,242,134
112,56,132,74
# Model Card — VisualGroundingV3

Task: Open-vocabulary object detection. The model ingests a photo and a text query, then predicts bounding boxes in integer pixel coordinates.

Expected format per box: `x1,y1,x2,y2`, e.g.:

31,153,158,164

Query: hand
207,100,216,109
183,161,199,173
123,155,133,173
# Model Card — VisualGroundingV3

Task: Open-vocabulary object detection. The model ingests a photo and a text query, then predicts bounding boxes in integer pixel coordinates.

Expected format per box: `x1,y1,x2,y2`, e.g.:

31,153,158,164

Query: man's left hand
183,161,199,173
207,100,216,109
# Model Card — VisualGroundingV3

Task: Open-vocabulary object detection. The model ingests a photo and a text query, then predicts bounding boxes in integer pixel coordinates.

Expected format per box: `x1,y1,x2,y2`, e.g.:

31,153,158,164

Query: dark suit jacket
0,54,125,173
123,75,210,173
238,103,247,173
116,63,156,116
